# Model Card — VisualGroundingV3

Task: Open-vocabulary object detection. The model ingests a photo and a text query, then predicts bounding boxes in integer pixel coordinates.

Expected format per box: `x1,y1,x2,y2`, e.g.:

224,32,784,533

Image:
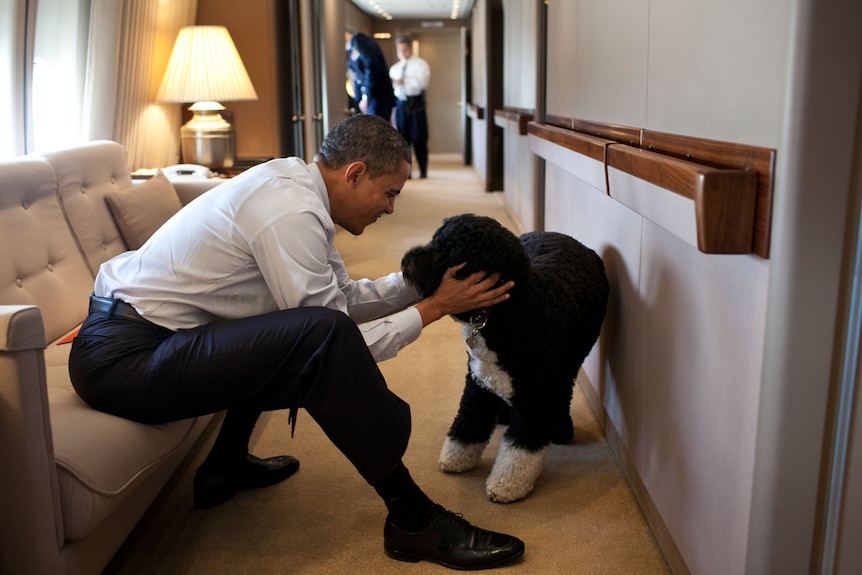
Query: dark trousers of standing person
394,94,429,178
68,305,411,487
364,90,395,123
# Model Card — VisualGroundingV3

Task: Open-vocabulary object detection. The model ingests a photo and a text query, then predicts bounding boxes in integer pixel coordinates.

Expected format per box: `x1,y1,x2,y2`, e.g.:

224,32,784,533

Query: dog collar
466,306,493,349
470,306,492,329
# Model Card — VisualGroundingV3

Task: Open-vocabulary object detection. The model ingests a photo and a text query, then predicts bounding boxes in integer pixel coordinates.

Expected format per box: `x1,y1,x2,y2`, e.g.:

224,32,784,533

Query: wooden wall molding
493,107,534,135
466,103,485,120
527,122,612,192
527,121,612,163
527,116,776,257
607,145,758,254
639,130,775,258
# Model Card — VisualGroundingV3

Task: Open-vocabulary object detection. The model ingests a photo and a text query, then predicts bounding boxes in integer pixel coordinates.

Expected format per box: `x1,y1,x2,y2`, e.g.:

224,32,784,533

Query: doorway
417,32,463,155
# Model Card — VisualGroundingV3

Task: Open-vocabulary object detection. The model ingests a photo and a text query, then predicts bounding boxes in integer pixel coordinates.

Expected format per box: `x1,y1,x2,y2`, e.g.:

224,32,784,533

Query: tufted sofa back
0,141,218,575
0,141,138,342
45,141,134,276
0,154,94,342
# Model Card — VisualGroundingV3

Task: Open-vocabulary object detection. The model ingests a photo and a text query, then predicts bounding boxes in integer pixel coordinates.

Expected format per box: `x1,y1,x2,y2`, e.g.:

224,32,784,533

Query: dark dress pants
68,306,411,485
367,97,394,121
395,95,429,176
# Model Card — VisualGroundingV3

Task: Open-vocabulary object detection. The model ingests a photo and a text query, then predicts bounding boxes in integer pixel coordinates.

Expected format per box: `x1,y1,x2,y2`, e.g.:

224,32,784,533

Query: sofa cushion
50,387,200,541
48,141,134,276
43,340,195,540
0,156,95,342
106,171,183,250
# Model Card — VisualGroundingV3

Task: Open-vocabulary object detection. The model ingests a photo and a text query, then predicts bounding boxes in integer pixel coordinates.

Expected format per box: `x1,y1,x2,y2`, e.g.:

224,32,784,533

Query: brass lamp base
180,102,235,170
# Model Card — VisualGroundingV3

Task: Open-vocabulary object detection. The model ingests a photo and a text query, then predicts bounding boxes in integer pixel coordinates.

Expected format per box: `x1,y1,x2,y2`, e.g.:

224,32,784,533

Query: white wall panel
572,0,649,125
547,0,649,126
562,170,646,449
647,0,789,146
638,226,767,575
501,129,534,232
543,163,576,235
540,1,787,573
501,0,536,107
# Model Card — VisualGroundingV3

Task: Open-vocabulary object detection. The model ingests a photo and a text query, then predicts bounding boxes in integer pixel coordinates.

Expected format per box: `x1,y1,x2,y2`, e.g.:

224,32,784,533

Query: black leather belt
88,295,152,324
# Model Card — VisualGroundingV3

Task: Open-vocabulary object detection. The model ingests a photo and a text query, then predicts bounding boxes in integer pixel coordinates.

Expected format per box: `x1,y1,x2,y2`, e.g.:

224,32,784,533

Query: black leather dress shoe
383,504,525,570
193,454,299,509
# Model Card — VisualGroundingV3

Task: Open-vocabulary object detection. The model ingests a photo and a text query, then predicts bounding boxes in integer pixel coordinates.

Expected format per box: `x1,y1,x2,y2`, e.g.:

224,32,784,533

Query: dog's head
401,214,530,304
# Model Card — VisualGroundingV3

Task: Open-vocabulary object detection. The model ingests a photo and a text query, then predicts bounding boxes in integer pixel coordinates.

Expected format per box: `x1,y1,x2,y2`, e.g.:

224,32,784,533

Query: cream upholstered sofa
0,141,222,574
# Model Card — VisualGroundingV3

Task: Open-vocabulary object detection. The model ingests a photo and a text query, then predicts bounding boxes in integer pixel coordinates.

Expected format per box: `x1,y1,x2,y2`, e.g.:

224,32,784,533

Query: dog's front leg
486,438,549,503
486,402,555,503
439,371,502,473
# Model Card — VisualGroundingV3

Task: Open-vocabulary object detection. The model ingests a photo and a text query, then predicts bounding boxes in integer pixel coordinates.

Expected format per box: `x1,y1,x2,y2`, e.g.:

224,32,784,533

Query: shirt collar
307,161,331,214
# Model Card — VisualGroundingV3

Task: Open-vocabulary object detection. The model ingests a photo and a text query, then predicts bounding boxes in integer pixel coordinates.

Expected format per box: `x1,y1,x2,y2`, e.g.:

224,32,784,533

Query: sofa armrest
0,305,47,351
0,305,65,573
168,177,224,205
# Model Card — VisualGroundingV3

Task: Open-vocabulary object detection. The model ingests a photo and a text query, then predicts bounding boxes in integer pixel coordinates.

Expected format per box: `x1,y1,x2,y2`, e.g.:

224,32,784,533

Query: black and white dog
401,214,609,502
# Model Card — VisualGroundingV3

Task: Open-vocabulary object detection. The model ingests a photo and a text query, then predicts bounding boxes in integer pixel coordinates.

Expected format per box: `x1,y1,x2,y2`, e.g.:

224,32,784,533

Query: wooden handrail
526,115,775,257
526,121,612,163
607,144,758,253
494,107,534,135
639,130,775,258
543,114,574,130
571,118,641,147
466,103,485,120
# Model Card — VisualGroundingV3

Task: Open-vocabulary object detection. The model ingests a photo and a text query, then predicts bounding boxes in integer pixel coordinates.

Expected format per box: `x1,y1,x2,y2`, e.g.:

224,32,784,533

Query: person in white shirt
390,36,430,178
68,114,524,570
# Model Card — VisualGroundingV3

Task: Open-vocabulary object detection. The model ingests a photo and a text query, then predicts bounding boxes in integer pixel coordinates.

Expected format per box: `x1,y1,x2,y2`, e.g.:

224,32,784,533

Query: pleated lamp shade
157,26,257,170
157,25,257,104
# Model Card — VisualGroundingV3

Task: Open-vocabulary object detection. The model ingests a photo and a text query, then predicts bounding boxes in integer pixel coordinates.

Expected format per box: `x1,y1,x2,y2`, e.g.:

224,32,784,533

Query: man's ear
344,161,367,188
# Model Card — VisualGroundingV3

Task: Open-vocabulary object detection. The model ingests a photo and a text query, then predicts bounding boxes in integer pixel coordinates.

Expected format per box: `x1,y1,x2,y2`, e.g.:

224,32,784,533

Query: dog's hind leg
440,373,503,473
552,382,576,444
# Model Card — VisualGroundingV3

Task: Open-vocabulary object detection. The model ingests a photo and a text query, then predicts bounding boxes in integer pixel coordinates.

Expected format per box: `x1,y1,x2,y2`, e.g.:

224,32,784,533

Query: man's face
339,160,411,235
397,42,412,61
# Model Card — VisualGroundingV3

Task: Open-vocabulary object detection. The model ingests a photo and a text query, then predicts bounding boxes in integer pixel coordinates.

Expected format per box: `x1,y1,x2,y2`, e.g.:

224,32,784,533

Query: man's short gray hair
316,114,411,178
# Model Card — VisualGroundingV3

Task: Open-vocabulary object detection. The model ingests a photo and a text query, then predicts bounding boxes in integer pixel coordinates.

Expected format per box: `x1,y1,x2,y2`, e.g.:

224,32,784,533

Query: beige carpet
103,155,670,575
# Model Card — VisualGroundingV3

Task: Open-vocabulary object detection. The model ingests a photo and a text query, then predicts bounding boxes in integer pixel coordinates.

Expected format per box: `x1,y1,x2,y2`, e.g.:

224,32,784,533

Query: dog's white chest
461,323,515,403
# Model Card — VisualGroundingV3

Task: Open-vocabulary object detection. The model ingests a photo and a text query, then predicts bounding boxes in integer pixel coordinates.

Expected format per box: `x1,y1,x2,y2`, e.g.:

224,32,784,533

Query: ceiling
350,0,476,21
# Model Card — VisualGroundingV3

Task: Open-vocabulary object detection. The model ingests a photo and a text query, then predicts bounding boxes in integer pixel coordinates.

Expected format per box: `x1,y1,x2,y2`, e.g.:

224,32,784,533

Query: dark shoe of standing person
194,453,300,509
383,504,525,570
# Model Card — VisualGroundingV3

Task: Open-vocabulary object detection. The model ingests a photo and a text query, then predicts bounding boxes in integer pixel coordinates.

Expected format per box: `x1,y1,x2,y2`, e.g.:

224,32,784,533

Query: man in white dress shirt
68,114,524,570
390,36,430,178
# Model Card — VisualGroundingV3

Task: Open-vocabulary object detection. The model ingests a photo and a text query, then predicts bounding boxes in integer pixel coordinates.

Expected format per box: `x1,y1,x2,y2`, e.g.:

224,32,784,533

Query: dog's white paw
485,440,549,503
439,436,486,473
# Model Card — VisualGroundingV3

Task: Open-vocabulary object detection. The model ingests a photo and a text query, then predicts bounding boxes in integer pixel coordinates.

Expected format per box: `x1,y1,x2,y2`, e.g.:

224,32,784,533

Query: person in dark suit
348,32,396,120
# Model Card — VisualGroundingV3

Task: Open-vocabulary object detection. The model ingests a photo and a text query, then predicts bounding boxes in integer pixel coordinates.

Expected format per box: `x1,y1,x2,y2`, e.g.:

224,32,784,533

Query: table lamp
157,25,257,170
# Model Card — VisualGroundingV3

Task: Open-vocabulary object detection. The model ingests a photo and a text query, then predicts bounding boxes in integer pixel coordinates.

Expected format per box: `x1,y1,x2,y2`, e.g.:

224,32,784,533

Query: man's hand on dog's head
414,263,514,327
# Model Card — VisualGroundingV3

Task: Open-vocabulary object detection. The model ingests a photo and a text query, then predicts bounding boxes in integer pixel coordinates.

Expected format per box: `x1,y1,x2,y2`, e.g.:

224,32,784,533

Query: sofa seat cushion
44,338,201,541
106,170,183,250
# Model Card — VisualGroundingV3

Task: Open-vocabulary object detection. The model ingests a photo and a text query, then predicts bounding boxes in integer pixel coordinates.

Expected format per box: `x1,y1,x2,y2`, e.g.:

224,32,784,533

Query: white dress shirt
94,158,423,362
389,55,430,101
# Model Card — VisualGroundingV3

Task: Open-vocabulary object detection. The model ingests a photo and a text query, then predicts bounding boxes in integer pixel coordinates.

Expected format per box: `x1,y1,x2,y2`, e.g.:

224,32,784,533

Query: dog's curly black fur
402,214,608,502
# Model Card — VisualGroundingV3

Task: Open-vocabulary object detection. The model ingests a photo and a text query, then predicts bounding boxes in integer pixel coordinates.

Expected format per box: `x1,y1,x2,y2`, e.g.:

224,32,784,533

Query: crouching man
69,114,523,570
